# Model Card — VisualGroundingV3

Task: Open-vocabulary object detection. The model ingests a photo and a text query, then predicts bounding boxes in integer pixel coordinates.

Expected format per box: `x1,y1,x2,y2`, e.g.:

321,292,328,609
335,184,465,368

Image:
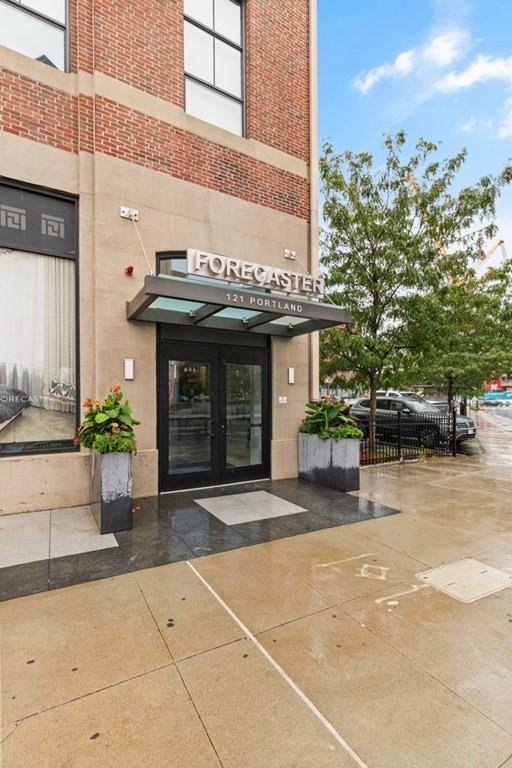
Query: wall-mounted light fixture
123,359,134,380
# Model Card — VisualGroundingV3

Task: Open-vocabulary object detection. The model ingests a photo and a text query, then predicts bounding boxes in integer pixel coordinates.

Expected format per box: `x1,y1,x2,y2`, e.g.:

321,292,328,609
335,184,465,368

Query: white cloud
353,29,470,94
460,115,477,132
354,50,415,94
423,30,470,67
436,54,512,92
498,97,512,138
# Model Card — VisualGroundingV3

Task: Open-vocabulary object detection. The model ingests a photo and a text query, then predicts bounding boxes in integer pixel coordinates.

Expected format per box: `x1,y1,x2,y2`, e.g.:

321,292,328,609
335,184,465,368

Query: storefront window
0,183,77,454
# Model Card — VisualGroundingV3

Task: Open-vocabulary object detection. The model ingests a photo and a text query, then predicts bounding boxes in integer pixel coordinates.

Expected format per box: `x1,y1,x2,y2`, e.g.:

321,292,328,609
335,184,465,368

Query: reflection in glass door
225,363,262,468
221,346,269,485
168,360,212,476
159,341,269,491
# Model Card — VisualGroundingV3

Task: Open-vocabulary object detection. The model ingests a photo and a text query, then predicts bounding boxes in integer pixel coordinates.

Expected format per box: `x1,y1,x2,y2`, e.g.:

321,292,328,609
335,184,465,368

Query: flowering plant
77,385,140,454
299,396,363,441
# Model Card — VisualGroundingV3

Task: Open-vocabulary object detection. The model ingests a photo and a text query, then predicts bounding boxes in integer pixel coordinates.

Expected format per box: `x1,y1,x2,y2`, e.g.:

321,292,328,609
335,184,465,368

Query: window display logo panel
0,184,76,257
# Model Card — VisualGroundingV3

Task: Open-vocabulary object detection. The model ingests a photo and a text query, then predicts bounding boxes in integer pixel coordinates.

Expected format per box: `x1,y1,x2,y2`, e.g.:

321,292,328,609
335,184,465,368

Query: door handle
206,419,215,437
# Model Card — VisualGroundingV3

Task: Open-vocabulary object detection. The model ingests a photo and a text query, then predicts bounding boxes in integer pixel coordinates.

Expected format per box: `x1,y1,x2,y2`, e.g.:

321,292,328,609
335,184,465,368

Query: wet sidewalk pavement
2,412,512,767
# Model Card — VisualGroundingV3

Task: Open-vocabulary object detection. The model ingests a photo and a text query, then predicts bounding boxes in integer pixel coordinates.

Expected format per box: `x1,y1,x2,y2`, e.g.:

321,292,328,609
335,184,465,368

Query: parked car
351,396,476,448
376,390,441,407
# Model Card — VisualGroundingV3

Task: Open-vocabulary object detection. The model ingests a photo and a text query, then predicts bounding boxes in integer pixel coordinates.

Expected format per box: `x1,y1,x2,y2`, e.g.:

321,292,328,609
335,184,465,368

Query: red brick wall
91,0,183,106
0,69,78,153
69,0,94,74
246,1,310,162
94,97,308,219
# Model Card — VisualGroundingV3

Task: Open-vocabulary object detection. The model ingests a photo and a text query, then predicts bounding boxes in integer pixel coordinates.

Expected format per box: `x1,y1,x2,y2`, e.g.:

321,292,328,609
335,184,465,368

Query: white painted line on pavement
375,584,429,604
187,560,369,768
316,553,374,568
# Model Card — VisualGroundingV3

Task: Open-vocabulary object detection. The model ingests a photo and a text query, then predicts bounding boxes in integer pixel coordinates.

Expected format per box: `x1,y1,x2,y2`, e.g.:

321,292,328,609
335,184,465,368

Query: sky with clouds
318,0,512,264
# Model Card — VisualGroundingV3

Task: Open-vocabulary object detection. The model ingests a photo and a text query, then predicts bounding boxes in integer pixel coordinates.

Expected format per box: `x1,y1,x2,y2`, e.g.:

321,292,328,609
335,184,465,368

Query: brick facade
246,1,310,163
94,97,309,219
0,0,310,218
0,69,78,154
92,0,184,106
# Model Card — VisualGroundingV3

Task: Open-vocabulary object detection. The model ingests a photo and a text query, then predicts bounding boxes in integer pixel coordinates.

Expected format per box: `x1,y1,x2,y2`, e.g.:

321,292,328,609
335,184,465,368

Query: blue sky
318,0,512,262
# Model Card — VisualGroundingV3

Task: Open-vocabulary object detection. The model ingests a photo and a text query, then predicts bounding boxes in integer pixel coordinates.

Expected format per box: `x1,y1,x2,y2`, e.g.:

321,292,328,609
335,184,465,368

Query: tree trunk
369,373,377,457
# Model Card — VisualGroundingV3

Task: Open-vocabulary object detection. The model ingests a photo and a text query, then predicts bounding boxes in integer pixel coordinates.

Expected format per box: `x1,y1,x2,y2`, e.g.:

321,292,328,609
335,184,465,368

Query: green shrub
77,385,140,454
299,397,363,441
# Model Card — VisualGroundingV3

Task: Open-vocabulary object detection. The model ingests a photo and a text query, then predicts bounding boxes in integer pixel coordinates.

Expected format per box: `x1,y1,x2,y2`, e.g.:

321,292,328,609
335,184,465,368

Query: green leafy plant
299,397,363,441
77,385,140,454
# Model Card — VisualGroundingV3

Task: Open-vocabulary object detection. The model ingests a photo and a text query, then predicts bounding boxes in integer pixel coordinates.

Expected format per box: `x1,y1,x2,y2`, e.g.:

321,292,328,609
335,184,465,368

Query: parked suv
376,390,442,407
351,396,476,447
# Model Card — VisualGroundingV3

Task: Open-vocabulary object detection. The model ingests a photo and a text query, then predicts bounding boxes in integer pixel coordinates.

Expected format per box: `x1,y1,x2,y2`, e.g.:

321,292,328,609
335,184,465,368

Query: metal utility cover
416,558,512,603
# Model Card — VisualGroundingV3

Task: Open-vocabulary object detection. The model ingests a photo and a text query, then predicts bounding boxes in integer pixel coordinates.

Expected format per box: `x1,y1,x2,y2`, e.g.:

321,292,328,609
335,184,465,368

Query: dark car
351,396,476,448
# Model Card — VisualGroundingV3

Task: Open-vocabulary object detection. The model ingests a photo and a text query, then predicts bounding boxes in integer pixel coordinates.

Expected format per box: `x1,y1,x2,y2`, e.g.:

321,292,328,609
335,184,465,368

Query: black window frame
0,0,68,72
183,0,245,136
0,177,80,458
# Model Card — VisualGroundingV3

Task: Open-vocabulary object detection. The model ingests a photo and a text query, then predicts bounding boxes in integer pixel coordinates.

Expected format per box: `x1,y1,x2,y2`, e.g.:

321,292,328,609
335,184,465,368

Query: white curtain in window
43,254,75,390
0,248,75,401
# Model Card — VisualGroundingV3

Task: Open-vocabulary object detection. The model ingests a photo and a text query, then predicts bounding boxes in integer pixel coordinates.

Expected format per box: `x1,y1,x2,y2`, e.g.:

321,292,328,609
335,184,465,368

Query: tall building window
0,1,67,71
184,0,244,136
0,183,77,455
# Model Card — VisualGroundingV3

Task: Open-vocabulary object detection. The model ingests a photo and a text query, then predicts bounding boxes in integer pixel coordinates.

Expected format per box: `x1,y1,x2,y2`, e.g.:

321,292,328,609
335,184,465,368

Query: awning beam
191,303,224,324
244,311,282,329
126,275,351,337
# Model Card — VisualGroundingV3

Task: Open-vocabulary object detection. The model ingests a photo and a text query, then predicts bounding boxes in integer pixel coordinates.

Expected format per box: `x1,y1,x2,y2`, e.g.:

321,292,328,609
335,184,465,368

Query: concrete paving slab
259,525,428,603
195,490,306,525
0,510,50,568
179,637,359,768
259,609,512,768
0,575,170,724
344,579,512,734
50,506,118,559
1,666,221,768
345,512,484,568
135,561,244,660
193,544,332,633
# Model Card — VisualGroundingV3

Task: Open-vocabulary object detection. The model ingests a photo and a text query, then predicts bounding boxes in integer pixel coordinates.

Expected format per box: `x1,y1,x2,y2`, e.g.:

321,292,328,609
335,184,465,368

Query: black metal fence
358,408,457,467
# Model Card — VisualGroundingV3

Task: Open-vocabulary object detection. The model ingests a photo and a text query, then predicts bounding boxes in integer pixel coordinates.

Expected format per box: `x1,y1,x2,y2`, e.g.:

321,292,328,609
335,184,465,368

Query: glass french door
159,342,269,491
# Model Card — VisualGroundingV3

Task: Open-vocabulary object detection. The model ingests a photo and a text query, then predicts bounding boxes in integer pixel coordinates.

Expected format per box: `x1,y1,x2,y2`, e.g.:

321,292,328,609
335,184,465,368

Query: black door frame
157,329,271,492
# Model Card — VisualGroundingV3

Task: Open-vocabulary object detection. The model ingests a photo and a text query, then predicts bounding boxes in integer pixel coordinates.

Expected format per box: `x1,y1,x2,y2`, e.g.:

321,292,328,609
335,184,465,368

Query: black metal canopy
127,275,351,337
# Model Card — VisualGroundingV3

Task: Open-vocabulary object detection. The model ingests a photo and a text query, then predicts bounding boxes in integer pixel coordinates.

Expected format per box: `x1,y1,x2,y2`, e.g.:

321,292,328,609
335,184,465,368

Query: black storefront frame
157,325,271,492
0,177,80,458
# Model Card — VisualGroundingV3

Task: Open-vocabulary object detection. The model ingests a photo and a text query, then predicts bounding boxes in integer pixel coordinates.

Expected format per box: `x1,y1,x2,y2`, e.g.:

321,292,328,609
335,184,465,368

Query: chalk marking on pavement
375,584,429,604
187,560,369,768
355,564,389,581
316,553,374,568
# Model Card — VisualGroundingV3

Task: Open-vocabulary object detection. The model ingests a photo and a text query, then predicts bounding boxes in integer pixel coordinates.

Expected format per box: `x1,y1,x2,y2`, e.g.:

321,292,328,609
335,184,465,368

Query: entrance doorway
158,340,270,491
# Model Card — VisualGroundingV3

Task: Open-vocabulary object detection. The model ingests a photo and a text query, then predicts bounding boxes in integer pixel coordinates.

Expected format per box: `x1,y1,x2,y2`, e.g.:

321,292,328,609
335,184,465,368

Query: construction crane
479,239,506,265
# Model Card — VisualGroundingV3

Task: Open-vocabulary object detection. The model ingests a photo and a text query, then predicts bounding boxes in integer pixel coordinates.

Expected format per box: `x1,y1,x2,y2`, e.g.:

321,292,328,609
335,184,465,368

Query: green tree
320,131,511,449
404,262,512,405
